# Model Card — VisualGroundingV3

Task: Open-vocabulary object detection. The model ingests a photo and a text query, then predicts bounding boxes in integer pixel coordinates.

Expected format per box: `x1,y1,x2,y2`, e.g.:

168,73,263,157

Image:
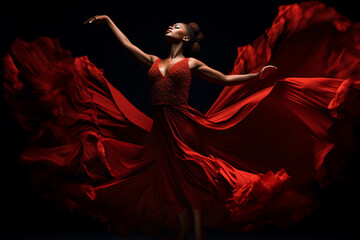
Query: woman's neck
167,43,185,59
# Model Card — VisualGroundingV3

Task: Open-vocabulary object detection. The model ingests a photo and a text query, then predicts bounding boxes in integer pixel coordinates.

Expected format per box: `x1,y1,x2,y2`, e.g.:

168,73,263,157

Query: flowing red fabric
2,1,360,237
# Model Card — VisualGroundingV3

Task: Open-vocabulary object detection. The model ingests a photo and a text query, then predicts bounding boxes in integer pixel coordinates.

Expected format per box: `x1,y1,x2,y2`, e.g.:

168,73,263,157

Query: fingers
84,16,97,24
84,17,93,24
263,65,278,70
259,65,278,79
263,65,278,75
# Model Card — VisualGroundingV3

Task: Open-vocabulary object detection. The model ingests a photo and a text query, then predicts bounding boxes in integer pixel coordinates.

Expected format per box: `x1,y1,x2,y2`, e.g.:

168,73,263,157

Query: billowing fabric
2,1,359,237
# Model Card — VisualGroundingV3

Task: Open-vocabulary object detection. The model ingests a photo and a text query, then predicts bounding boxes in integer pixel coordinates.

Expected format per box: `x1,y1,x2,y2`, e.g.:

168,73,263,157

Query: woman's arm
85,15,158,68
189,58,277,86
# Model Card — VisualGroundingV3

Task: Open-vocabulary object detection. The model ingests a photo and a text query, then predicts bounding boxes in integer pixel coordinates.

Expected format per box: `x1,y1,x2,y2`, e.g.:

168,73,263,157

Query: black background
1,0,359,239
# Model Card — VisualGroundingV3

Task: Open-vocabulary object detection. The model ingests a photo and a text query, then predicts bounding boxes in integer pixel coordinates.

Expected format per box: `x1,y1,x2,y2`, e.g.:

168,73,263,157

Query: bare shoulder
149,55,160,64
188,57,205,70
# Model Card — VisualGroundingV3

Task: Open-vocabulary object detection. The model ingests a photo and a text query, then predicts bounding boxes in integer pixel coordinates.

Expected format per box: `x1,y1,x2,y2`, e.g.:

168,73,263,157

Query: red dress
2,1,359,237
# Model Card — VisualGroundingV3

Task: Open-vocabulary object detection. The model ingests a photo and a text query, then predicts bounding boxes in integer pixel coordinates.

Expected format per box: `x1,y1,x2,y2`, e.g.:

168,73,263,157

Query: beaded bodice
148,58,192,105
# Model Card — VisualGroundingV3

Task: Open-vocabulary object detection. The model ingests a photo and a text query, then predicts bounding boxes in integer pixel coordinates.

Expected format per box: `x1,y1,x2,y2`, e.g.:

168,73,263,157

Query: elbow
122,37,132,46
208,76,231,86
223,75,235,86
122,41,134,51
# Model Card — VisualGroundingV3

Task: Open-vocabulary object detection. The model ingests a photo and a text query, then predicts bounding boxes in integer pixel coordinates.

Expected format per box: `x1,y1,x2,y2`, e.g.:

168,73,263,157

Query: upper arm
124,43,159,69
189,58,227,84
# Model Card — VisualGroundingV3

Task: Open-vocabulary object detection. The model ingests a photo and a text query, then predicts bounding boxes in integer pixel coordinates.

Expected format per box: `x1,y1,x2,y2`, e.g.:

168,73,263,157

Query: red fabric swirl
2,0,359,237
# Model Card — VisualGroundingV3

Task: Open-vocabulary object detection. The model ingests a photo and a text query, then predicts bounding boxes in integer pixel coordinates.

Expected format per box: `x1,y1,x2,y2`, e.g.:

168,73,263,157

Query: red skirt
3,1,359,237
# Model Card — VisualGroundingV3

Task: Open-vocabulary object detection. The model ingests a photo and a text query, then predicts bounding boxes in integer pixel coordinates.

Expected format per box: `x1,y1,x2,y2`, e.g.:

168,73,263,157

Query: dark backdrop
0,0,359,239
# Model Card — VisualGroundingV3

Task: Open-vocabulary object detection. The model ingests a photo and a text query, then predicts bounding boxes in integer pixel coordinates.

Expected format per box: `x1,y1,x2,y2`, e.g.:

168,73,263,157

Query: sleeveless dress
2,1,359,237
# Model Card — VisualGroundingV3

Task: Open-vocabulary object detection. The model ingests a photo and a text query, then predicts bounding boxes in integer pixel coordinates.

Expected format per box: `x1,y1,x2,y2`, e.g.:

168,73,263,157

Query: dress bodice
148,58,192,105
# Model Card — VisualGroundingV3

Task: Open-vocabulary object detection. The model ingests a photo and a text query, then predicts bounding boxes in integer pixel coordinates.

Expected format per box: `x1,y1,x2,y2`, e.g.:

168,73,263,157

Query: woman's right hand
258,65,278,79
84,15,109,25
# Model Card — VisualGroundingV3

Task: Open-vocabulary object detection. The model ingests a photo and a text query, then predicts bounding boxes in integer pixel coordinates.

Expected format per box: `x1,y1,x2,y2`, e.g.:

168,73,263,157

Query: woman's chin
164,35,175,43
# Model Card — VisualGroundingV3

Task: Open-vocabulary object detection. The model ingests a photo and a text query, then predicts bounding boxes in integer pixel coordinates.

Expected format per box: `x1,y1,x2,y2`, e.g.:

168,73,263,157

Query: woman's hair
184,22,204,55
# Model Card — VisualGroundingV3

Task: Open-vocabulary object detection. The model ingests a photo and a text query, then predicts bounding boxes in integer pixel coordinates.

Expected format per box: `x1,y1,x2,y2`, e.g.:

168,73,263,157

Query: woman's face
165,23,190,43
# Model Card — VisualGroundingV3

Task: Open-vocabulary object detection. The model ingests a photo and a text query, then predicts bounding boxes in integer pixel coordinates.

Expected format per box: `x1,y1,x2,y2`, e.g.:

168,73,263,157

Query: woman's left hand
84,15,110,25
258,65,278,79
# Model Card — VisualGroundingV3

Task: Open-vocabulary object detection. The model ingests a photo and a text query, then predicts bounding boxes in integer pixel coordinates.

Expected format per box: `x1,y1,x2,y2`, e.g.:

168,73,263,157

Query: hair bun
191,42,201,54
195,32,205,42
188,22,205,43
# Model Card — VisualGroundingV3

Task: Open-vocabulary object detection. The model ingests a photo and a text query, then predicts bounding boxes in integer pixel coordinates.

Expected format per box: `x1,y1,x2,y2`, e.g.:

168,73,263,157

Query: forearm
225,73,260,85
105,17,132,47
86,15,154,68
192,59,276,86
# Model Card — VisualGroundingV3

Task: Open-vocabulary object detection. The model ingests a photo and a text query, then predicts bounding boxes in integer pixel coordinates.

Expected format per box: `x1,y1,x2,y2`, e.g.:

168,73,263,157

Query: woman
84,15,278,240
3,1,359,240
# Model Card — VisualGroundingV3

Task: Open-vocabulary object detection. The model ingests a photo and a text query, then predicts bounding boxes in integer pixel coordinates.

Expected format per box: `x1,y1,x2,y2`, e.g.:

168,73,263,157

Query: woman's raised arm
85,15,158,68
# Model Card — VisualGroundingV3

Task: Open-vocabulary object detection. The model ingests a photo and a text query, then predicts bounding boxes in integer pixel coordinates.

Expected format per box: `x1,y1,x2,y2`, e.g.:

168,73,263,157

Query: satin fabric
2,1,359,237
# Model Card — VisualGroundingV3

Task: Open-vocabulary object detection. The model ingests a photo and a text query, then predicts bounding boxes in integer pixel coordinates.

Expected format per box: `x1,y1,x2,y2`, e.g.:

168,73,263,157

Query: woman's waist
151,101,189,106
151,96,189,106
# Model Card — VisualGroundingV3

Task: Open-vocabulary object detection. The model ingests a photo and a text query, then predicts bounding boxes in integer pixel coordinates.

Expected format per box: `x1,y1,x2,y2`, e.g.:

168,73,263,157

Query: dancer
84,15,277,240
3,1,359,240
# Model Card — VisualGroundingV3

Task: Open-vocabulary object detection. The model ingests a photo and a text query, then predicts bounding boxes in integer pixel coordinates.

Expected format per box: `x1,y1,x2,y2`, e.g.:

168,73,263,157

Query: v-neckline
157,58,187,78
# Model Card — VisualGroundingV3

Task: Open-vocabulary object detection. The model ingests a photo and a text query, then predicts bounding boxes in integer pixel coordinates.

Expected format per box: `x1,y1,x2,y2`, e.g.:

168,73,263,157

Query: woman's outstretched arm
189,58,277,86
85,15,158,68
